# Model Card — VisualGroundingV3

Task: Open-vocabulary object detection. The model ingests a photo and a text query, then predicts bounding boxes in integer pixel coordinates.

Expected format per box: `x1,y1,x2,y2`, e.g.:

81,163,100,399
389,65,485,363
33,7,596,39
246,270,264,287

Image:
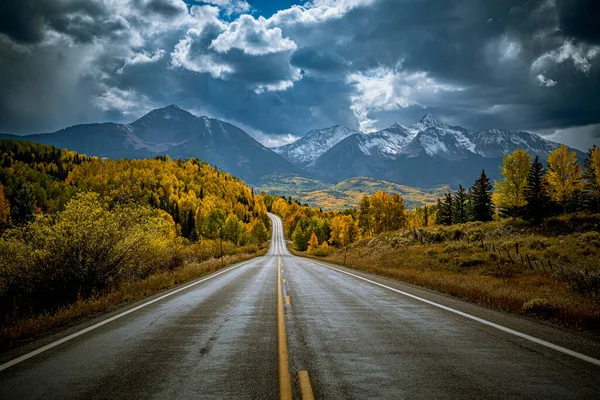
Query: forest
271,144,600,255
0,140,270,343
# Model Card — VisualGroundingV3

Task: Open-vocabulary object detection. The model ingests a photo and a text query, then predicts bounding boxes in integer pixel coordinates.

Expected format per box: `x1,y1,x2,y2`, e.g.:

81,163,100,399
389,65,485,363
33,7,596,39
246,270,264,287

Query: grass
296,213,600,334
0,250,265,350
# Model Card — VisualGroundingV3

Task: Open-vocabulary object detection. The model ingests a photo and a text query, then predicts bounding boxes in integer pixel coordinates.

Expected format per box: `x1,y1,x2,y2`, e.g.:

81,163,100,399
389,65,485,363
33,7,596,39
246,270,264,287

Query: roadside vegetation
275,144,600,333
0,140,270,347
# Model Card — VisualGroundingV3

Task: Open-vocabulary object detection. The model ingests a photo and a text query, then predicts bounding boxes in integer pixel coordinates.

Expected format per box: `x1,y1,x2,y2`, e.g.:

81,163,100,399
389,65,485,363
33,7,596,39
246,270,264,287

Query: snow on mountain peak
413,113,450,130
274,125,362,165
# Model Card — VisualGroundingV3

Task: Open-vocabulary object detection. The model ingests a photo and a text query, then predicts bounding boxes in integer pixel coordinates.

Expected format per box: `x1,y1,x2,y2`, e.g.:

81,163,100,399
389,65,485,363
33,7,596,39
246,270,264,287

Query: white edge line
0,256,262,373
307,259,600,367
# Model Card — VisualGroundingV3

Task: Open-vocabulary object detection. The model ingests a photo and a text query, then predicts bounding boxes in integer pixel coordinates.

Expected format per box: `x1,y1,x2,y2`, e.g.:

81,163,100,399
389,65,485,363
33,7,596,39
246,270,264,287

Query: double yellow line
278,256,315,400
277,256,293,400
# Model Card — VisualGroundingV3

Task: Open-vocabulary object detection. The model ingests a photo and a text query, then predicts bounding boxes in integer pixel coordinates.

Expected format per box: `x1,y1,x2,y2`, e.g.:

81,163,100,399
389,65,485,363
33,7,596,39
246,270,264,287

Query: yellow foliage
494,148,531,211
545,145,583,209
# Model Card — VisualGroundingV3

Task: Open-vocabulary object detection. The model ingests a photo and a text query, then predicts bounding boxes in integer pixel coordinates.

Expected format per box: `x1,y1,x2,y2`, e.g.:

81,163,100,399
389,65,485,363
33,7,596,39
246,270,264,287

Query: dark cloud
0,0,108,44
0,0,598,151
144,0,188,17
556,0,600,44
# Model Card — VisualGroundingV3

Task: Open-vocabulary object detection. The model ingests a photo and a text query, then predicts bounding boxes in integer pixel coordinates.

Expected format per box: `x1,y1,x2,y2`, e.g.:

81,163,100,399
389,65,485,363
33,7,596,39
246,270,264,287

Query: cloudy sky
0,0,599,150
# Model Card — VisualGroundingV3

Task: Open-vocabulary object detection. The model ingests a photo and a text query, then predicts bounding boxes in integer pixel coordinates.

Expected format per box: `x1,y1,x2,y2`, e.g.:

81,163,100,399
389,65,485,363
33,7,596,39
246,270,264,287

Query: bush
529,239,550,250
310,242,335,257
577,232,600,249
0,193,177,320
443,244,467,253
428,229,445,243
522,298,559,317
457,257,485,268
562,269,600,296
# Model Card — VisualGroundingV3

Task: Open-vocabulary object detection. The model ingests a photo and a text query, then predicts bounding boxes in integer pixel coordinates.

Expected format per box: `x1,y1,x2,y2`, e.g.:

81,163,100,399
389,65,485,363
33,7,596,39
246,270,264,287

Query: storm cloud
0,0,598,150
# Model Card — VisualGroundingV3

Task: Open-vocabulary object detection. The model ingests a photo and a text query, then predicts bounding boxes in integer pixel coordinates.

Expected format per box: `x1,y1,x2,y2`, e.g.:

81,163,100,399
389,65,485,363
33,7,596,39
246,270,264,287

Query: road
1,213,599,399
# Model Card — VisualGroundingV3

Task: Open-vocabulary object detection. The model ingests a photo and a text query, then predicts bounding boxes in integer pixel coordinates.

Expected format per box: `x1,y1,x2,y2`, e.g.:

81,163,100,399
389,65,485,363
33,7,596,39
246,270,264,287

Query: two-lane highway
1,214,600,399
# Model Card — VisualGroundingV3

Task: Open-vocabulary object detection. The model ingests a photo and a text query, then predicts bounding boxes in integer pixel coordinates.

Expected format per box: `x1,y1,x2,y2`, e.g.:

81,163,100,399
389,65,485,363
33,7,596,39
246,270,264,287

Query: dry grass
298,214,600,333
0,250,265,349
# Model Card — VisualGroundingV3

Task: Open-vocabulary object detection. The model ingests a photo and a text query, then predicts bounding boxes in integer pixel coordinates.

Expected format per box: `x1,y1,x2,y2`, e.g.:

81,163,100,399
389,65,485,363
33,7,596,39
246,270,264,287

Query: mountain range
276,113,581,187
0,105,299,183
0,106,583,187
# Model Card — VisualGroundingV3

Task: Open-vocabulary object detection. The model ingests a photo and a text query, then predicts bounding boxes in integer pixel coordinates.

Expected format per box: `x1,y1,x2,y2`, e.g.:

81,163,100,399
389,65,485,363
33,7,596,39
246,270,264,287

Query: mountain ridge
0,105,300,183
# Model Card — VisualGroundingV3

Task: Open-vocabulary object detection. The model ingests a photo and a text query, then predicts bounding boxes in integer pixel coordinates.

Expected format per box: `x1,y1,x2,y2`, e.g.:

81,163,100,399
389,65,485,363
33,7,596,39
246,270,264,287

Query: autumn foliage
0,140,270,332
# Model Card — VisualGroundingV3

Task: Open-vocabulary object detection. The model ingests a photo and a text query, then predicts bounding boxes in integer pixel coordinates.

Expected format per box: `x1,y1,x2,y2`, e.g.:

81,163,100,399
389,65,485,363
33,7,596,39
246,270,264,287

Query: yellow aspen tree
307,232,319,253
494,148,531,217
545,145,583,213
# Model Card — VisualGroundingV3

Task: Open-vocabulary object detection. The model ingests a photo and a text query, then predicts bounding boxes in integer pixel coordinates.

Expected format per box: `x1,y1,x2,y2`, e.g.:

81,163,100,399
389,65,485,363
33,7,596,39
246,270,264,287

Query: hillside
0,105,299,183
0,140,271,345
256,173,447,209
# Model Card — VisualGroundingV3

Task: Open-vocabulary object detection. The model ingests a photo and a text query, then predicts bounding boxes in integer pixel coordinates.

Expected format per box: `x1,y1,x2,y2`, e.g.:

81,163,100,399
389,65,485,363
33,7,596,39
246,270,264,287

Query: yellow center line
282,279,286,283
278,256,292,400
298,370,315,400
285,296,290,305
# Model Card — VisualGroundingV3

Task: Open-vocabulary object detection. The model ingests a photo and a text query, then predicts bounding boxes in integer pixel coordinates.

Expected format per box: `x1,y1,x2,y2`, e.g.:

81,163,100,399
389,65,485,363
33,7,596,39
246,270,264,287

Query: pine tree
470,170,494,222
435,198,444,225
186,211,197,241
524,156,551,224
583,145,600,213
10,182,35,226
423,204,429,227
452,185,468,224
436,193,453,225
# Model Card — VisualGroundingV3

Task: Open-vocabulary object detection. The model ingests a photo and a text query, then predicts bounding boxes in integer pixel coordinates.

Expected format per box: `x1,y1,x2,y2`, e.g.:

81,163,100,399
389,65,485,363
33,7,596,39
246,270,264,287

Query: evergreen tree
523,156,551,224
452,185,468,224
435,198,444,225
423,204,429,227
10,182,35,226
437,193,453,225
470,170,494,222
186,211,197,241
583,145,600,213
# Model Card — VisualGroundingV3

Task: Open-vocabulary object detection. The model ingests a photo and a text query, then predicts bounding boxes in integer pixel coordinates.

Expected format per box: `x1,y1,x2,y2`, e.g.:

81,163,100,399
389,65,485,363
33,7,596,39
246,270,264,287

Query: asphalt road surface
1,214,599,399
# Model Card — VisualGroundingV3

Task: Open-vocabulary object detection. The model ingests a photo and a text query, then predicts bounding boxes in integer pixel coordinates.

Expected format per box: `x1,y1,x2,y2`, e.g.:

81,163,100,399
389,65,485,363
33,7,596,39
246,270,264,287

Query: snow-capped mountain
352,123,416,158
0,105,299,183
273,125,362,166
469,129,559,159
306,113,583,186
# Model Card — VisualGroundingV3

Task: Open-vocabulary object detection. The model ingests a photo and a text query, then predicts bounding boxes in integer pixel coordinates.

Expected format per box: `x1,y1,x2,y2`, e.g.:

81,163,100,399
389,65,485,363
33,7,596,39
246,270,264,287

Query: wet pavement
1,214,599,399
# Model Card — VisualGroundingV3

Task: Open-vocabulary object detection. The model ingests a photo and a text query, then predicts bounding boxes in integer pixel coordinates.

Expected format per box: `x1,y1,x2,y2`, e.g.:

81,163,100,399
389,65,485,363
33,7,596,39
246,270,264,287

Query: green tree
470,170,494,222
494,149,531,218
251,219,269,244
437,193,453,225
292,224,310,251
223,214,241,244
452,185,468,224
357,195,372,237
524,156,551,224
10,182,35,226
583,145,600,213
